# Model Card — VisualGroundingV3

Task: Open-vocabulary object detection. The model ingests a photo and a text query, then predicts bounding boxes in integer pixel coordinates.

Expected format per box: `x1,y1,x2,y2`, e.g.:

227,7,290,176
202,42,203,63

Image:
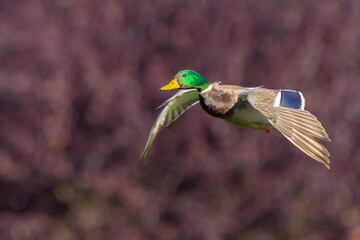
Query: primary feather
139,89,199,162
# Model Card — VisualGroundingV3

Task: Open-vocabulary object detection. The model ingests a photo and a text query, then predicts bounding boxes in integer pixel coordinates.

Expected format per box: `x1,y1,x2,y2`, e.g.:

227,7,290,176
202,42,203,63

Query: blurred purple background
0,0,360,239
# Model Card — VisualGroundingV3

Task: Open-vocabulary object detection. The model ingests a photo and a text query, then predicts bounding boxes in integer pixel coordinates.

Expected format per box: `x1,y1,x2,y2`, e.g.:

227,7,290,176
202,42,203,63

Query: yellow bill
160,78,180,91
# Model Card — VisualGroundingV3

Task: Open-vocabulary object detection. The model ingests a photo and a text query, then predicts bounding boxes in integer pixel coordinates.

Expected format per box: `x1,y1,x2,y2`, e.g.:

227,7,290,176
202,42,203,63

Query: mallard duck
140,70,331,168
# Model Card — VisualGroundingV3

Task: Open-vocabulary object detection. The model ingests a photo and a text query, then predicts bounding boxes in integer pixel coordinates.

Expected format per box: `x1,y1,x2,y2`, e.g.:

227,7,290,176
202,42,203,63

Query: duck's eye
182,73,187,77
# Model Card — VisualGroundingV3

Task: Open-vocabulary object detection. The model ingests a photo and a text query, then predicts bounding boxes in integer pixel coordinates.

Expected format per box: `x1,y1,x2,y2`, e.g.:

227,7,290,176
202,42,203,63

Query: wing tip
138,151,149,164
325,134,331,142
306,142,331,169
324,163,330,169
323,155,330,169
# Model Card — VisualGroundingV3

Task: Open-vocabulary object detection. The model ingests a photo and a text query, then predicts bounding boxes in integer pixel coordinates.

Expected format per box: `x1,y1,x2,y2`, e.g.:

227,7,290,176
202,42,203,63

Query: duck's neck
197,83,211,92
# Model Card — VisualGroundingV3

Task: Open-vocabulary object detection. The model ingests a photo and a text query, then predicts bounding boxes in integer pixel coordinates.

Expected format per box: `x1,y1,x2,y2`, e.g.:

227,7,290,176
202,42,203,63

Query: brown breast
199,86,238,118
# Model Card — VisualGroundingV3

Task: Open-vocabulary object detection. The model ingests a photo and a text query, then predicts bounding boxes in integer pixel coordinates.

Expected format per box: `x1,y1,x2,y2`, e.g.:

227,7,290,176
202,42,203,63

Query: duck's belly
224,103,273,130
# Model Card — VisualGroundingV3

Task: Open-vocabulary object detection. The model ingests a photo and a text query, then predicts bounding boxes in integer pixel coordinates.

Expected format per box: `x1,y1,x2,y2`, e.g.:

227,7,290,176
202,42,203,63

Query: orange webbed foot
266,129,271,135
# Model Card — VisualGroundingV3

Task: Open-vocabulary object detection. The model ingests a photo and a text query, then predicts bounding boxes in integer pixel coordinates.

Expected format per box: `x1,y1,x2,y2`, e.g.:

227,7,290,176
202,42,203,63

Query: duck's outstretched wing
140,89,199,162
243,89,331,168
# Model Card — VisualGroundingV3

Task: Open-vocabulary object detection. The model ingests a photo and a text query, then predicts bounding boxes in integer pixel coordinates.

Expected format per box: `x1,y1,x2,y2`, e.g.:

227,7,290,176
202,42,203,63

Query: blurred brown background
0,0,359,239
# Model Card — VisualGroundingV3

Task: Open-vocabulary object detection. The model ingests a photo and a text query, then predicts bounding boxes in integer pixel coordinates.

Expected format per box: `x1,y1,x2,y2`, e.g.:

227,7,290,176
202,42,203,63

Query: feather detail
274,107,331,142
247,90,331,168
273,107,331,168
139,89,199,162
280,90,305,110
277,124,330,168
258,105,330,168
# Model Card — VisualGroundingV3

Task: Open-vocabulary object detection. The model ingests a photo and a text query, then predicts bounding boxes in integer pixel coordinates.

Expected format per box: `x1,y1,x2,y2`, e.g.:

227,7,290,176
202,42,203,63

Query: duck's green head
160,70,210,91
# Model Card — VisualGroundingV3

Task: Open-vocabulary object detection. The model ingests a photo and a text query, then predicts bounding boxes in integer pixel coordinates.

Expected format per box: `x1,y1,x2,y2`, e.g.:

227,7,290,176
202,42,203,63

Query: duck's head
160,70,210,91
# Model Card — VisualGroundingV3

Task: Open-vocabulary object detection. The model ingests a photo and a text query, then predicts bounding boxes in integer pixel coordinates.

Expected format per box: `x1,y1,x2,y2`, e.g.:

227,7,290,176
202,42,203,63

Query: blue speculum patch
281,90,303,109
